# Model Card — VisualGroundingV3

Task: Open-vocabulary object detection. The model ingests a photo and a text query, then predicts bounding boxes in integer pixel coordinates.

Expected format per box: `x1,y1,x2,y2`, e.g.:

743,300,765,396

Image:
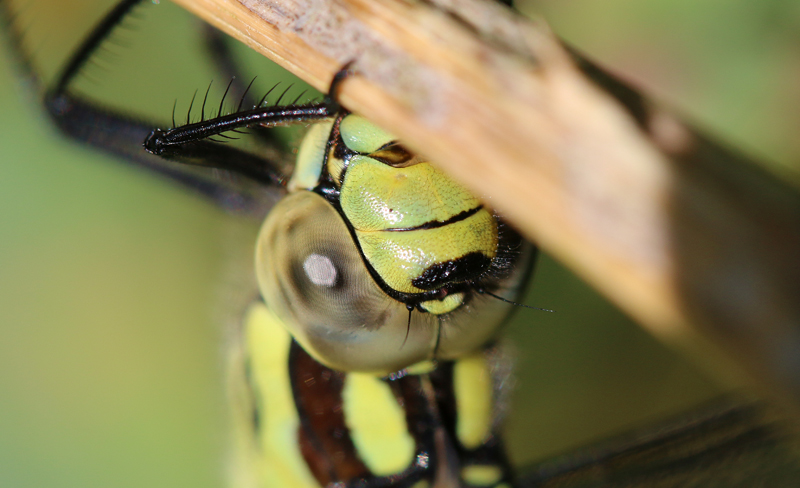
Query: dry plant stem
171,0,800,413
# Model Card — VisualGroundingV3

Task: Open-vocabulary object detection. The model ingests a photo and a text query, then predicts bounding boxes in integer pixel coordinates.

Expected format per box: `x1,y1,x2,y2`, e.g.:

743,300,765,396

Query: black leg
201,23,290,150
51,0,144,98
0,0,305,214
141,56,346,158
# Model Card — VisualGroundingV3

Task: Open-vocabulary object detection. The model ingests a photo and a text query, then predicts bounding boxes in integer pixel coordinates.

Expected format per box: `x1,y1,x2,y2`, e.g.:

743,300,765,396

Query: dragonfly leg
0,0,292,211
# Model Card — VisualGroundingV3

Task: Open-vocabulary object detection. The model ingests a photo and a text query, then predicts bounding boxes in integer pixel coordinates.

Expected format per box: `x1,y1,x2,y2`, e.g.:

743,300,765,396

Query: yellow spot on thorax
341,372,416,476
242,303,320,488
454,352,493,449
460,465,504,486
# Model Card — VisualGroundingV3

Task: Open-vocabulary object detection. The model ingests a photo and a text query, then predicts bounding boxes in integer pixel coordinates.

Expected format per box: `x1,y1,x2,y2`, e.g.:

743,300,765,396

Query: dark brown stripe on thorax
289,341,370,485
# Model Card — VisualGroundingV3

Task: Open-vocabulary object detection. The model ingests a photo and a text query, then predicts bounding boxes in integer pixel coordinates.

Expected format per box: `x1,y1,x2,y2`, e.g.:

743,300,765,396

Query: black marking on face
385,206,483,232
412,253,493,291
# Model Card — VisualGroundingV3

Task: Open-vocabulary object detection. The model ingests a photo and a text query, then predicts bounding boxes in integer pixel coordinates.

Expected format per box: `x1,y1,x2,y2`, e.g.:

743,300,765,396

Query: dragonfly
1,0,792,486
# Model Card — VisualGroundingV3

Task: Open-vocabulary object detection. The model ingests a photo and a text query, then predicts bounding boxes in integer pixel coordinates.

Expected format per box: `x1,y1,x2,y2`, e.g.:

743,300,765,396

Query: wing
518,398,800,488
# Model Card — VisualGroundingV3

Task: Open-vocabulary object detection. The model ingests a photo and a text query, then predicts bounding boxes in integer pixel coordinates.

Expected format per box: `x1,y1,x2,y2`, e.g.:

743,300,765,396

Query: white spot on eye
303,253,337,287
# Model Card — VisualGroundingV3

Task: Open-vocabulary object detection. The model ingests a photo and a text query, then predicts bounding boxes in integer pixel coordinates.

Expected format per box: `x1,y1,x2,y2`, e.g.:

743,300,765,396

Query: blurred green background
0,0,797,487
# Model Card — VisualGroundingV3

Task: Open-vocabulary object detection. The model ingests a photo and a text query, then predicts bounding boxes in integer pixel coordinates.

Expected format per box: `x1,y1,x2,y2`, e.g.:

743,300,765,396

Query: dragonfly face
256,112,534,374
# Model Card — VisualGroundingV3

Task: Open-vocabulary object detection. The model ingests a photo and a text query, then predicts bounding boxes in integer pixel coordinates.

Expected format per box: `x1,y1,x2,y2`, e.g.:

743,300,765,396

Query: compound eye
255,191,438,373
